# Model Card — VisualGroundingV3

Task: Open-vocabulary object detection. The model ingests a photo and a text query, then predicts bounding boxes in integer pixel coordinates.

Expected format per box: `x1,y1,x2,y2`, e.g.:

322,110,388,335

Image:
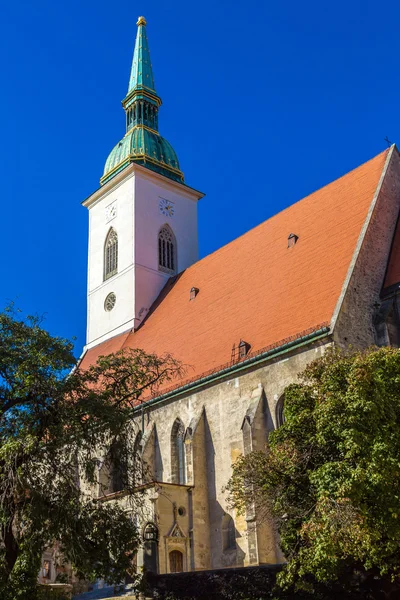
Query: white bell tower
82,17,203,350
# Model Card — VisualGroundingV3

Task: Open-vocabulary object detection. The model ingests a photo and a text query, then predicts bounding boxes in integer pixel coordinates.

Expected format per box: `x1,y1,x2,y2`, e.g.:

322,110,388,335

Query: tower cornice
83,162,204,210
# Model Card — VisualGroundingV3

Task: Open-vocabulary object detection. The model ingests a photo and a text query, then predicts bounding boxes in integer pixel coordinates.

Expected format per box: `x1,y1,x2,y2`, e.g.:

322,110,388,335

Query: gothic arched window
104,228,118,280
133,431,142,459
171,418,186,484
222,513,236,551
276,395,285,428
98,440,126,496
158,225,176,274
133,431,143,486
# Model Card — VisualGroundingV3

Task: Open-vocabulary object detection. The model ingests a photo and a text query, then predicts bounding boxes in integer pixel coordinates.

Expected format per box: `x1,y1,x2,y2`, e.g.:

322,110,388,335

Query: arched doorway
169,549,183,573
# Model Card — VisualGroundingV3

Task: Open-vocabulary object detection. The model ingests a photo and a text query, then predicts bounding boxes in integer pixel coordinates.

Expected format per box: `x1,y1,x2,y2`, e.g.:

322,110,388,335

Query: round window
178,506,186,517
104,292,116,312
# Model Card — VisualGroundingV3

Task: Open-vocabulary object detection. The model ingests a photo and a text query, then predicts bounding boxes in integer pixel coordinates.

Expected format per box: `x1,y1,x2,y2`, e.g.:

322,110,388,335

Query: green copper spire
101,17,184,186
128,16,156,95
122,16,161,133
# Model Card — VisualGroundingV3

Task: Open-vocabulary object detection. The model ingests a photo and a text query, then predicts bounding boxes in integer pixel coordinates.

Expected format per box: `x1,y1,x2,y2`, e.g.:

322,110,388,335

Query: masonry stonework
129,341,328,572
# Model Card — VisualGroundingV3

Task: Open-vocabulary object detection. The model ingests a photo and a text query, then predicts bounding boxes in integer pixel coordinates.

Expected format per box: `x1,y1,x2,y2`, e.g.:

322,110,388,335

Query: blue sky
0,0,399,355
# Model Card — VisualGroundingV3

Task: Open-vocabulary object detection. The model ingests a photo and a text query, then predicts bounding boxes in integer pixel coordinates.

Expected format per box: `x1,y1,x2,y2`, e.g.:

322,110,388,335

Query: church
76,16,400,577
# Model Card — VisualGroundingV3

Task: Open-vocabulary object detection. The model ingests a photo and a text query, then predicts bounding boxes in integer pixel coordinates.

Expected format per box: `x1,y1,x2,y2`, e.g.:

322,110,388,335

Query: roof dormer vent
231,340,251,363
288,233,299,248
190,287,199,301
238,340,251,358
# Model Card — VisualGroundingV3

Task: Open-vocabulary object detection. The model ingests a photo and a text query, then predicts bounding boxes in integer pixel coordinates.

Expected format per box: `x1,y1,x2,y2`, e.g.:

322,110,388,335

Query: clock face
159,198,174,217
105,202,117,223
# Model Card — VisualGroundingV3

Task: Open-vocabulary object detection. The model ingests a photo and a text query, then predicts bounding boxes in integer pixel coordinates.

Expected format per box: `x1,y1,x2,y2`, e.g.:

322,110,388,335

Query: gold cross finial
137,16,147,26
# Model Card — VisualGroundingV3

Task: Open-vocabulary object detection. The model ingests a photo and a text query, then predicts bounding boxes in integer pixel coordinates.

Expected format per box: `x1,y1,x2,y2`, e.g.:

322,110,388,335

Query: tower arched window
104,228,118,280
171,418,186,484
158,225,176,274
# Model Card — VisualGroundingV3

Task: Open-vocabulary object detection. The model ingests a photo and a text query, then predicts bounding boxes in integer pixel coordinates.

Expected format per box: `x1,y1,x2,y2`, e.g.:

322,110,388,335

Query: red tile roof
81,150,390,391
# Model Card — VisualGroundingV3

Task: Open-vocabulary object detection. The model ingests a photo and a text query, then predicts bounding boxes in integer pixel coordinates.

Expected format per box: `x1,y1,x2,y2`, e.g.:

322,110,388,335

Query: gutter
133,326,330,414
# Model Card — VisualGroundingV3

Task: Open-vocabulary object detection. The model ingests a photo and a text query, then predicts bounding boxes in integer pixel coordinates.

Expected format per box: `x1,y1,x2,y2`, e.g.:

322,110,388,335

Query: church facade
78,17,400,576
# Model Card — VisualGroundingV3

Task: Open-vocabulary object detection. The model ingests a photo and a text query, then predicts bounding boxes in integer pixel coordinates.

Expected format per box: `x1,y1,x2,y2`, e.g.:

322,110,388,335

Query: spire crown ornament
101,18,184,186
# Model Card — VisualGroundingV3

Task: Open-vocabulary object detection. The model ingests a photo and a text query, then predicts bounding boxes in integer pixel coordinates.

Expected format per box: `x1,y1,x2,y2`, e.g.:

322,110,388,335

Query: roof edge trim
132,326,331,413
330,145,395,332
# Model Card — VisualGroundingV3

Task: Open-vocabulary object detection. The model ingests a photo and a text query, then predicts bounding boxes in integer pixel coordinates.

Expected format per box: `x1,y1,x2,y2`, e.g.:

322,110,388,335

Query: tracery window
276,395,285,428
98,440,126,496
133,431,143,486
222,513,236,551
104,228,118,280
158,225,176,274
133,431,142,459
171,418,186,484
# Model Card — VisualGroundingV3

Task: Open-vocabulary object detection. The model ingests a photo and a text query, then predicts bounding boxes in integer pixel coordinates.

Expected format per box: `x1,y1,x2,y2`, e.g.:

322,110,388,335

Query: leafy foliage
0,306,183,599
227,347,400,593
38,586,71,600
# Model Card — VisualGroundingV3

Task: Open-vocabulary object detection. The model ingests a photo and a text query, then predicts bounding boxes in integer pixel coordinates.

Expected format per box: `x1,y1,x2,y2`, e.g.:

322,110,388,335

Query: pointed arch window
222,514,236,551
133,431,143,459
171,418,186,484
98,440,126,497
276,395,285,428
158,225,176,274
133,431,144,486
104,228,118,280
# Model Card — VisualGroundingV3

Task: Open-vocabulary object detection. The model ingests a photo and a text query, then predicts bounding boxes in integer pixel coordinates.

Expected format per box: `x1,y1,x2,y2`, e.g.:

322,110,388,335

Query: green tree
0,307,183,599
227,347,400,595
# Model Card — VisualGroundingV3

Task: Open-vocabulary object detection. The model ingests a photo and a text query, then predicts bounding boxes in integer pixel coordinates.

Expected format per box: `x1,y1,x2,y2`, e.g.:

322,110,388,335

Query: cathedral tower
83,17,203,349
